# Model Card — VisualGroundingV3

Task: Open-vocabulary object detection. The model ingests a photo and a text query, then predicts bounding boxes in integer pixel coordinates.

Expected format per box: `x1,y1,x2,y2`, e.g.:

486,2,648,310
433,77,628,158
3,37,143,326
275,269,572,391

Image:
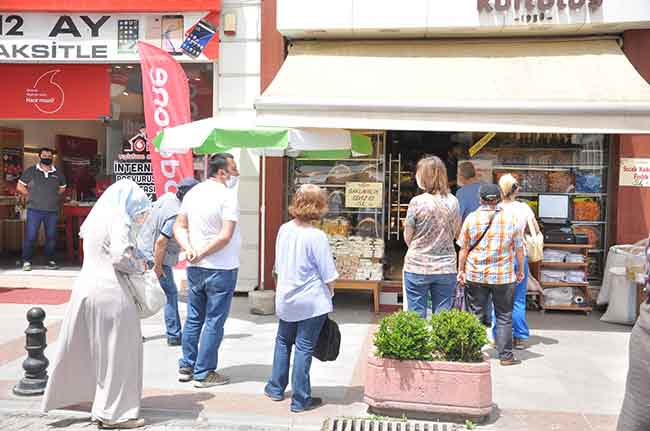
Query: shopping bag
526,217,544,262
452,282,466,311
314,316,341,362
121,270,167,319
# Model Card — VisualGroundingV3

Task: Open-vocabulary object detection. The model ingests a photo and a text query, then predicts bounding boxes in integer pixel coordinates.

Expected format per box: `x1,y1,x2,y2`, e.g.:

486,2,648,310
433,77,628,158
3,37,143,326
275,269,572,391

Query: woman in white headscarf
43,179,151,429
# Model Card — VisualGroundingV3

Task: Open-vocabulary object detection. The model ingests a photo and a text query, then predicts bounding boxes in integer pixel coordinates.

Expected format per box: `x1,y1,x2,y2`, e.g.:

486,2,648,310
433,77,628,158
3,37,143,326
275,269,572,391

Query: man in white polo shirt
174,153,241,388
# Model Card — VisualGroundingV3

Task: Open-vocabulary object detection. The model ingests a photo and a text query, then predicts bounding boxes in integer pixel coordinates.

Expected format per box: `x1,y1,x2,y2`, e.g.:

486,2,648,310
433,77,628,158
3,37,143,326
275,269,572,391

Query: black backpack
314,316,340,362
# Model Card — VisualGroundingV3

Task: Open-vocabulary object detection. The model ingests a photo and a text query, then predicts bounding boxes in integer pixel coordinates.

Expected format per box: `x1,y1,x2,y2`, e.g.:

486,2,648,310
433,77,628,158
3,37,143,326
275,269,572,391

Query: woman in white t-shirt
496,174,540,350
265,184,338,413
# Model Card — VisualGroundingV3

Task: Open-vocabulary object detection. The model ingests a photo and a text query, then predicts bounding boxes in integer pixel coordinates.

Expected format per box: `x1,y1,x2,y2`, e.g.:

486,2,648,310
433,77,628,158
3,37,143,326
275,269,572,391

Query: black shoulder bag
314,316,341,362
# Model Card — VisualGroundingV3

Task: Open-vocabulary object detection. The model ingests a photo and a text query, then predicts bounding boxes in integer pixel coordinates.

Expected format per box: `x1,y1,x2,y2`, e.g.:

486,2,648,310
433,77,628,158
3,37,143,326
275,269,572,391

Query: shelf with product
286,131,387,295
461,133,610,286
540,243,593,314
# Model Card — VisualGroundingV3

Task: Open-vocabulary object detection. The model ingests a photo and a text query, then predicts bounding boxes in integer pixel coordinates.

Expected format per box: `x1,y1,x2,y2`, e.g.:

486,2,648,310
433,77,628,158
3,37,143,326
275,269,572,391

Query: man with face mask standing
174,153,241,387
17,148,67,271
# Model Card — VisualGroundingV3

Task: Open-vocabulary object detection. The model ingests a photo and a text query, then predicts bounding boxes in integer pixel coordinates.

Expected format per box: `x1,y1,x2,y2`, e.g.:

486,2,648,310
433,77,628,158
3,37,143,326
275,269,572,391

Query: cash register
538,194,586,244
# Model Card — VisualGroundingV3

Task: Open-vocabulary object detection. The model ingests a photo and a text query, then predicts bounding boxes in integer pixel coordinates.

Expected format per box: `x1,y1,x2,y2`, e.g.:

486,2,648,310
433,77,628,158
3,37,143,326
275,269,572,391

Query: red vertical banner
138,41,193,197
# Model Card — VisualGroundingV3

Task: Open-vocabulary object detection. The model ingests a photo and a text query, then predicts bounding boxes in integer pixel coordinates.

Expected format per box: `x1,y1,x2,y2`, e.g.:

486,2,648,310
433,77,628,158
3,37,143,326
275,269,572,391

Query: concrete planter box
364,354,493,418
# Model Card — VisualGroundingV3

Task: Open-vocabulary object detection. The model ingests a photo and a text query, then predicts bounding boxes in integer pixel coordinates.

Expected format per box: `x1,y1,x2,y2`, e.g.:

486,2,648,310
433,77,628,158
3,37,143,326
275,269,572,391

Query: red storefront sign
0,64,110,119
0,0,218,12
138,41,193,197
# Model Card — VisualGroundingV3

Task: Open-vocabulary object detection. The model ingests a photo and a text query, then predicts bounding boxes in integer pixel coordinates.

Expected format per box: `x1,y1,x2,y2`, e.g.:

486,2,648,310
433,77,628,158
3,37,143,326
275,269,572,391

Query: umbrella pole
260,152,266,291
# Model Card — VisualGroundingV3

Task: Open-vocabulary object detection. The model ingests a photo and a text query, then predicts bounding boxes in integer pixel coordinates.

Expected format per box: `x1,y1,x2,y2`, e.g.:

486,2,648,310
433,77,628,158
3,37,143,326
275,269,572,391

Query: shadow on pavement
141,391,215,422
527,309,632,333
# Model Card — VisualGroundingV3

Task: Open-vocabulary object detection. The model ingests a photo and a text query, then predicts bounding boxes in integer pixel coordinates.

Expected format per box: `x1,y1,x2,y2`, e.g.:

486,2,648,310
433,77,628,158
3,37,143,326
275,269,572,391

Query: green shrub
373,311,434,360
429,309,488,363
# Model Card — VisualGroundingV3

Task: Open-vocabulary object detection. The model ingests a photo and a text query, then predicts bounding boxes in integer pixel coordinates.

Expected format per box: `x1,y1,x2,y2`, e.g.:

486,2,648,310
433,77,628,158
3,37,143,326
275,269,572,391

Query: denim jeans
179,267,238,381
159,265,182,342
492,257,530,341
465,281,515,360
403,272,456,318
265,314,327,411
22,208,58,262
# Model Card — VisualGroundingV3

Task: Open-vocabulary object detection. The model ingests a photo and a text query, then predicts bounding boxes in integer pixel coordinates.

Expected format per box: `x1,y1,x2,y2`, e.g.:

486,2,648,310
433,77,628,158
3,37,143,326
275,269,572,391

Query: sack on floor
314,316,340,362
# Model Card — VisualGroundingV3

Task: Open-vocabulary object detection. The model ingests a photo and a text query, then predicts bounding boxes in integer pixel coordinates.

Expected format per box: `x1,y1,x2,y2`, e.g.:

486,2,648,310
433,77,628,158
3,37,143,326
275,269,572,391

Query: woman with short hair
265,184,338,413
403,156,461,317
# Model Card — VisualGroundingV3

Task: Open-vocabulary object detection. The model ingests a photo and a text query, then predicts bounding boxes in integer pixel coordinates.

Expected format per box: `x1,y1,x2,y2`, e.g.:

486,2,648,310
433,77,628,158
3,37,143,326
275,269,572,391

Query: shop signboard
113,130,155,197
477,0,604,25
345,182,383,208
0,64,109,119
619,158,650,188
0,13,218,62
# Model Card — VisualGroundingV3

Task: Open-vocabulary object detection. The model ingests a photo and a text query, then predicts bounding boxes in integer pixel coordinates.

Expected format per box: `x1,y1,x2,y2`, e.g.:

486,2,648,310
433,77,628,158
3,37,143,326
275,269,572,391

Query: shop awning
255,39,650,134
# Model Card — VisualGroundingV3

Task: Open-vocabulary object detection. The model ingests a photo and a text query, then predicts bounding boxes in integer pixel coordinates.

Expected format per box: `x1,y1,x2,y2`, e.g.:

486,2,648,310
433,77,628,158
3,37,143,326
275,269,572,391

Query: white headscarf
80,179,151,240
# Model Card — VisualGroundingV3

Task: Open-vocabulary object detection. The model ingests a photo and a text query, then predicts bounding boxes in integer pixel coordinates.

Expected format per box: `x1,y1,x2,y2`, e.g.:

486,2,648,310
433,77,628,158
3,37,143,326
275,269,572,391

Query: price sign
619,158,650,187
345,182,383,208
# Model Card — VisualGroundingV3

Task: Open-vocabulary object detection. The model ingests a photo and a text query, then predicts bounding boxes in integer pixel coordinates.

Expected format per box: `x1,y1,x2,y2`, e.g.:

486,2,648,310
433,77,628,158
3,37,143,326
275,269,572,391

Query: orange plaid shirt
458,206,523,285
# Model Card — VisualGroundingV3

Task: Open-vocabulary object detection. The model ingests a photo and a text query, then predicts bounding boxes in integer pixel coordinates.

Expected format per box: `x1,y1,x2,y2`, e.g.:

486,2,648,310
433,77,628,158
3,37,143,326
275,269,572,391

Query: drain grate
322,418,461,431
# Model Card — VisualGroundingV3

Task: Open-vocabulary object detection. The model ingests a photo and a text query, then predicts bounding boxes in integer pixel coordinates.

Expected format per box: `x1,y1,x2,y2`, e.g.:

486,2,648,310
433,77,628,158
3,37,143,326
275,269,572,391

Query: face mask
40,158,53,166
226,175,239,189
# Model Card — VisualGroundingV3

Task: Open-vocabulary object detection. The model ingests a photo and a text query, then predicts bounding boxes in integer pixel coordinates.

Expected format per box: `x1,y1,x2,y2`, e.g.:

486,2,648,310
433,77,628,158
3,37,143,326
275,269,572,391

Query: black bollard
13,307,49,396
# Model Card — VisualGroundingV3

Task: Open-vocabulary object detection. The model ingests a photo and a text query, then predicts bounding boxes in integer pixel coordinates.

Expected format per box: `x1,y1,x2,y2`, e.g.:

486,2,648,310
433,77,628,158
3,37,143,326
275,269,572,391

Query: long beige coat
42,221,144,423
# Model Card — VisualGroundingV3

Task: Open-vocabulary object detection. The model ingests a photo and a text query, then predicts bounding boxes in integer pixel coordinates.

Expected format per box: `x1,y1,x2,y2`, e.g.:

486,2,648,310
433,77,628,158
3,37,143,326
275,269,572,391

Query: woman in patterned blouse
403,156,461,318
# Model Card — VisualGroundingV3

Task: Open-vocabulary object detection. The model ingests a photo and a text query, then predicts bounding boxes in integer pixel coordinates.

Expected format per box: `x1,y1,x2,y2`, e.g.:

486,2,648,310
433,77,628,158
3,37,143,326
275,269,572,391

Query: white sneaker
193,371,230,388
22,262,31,272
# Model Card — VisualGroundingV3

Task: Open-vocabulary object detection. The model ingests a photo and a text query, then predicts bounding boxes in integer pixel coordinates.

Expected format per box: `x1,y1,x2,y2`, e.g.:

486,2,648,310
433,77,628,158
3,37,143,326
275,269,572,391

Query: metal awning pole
260,151,266,291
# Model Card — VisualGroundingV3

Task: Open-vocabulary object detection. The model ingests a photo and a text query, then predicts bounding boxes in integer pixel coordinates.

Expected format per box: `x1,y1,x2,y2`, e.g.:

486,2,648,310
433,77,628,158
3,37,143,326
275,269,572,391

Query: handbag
120,270,167,319
314,316,341,362
525,216,544,263
453,211,498,311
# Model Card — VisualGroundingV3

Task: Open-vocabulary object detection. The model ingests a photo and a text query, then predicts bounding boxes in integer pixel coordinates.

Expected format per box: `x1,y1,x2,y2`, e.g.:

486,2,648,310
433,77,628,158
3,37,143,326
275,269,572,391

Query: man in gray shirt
137,177,198,346
17,148,66,271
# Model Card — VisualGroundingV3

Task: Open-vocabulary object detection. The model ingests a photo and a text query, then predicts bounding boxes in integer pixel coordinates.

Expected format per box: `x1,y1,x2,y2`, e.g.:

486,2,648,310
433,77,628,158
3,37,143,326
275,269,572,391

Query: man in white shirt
174,153,241,388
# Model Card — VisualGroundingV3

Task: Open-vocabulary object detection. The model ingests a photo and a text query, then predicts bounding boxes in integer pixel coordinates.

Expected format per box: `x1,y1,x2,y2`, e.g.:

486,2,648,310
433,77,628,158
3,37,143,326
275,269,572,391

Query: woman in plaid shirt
457,183,525,366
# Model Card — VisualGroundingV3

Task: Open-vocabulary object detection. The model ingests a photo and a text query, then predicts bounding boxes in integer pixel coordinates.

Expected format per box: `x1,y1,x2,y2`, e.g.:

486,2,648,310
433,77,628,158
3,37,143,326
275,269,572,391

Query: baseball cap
479,184,501,202
178,177,199,190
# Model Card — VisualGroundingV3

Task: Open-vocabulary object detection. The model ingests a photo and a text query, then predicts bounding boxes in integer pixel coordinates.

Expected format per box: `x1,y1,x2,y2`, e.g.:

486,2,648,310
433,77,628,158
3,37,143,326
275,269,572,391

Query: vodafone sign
138,42,193,197
0,64,110,119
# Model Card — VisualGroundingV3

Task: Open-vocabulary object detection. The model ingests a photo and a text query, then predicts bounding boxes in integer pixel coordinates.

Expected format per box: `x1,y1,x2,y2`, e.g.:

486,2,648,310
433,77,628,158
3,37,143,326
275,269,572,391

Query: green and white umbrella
152,115,372,158
152,114,374,291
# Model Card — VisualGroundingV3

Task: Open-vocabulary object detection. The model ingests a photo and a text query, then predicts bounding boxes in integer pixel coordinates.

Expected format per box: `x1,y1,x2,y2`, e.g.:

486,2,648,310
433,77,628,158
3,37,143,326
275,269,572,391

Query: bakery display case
287,131,386,283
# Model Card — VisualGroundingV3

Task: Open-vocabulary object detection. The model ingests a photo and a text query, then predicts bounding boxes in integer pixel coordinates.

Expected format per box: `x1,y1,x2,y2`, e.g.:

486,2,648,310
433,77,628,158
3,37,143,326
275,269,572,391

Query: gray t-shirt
137,192,182,268
19,164,66,212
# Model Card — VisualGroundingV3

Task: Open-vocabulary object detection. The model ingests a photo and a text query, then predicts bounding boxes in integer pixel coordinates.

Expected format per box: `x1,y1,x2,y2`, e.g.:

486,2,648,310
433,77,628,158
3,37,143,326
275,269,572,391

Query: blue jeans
22,208,58,262
159,265,182,342
403,272,456,318
179,267,238,381
492,257,530,341
265,314,327,411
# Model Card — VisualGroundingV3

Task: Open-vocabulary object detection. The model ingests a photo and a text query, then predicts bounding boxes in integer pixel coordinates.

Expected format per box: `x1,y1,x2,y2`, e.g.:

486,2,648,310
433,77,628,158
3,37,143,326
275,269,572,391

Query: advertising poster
113,129,155,198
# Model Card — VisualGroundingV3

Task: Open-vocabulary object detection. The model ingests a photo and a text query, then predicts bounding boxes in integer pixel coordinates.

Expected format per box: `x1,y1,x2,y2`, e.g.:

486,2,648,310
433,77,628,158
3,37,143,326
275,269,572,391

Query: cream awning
255,39,650,134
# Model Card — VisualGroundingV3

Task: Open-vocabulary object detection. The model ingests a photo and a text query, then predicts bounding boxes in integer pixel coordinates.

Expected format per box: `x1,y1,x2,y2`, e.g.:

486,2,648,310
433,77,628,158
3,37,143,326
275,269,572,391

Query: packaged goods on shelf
322,217,351,237
326,164,355,185
498,150,528,165
547,171,575,193
543,249,569,263
575,172,603,193
541,269,586,284
553,151,574,165
357,217,379,237
565,253,586,264
521,171,548,193
543,287,574,306
327,190,346,213
573,226,600,248
574,198,600,221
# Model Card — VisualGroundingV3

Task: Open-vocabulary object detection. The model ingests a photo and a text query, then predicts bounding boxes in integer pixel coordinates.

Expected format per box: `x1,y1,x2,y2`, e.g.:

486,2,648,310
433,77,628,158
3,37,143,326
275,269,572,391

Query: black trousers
465,281,515,360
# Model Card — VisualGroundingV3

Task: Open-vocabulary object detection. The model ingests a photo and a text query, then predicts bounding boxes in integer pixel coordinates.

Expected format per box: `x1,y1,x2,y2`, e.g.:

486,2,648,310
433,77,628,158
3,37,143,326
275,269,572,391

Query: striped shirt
458,205,523,285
